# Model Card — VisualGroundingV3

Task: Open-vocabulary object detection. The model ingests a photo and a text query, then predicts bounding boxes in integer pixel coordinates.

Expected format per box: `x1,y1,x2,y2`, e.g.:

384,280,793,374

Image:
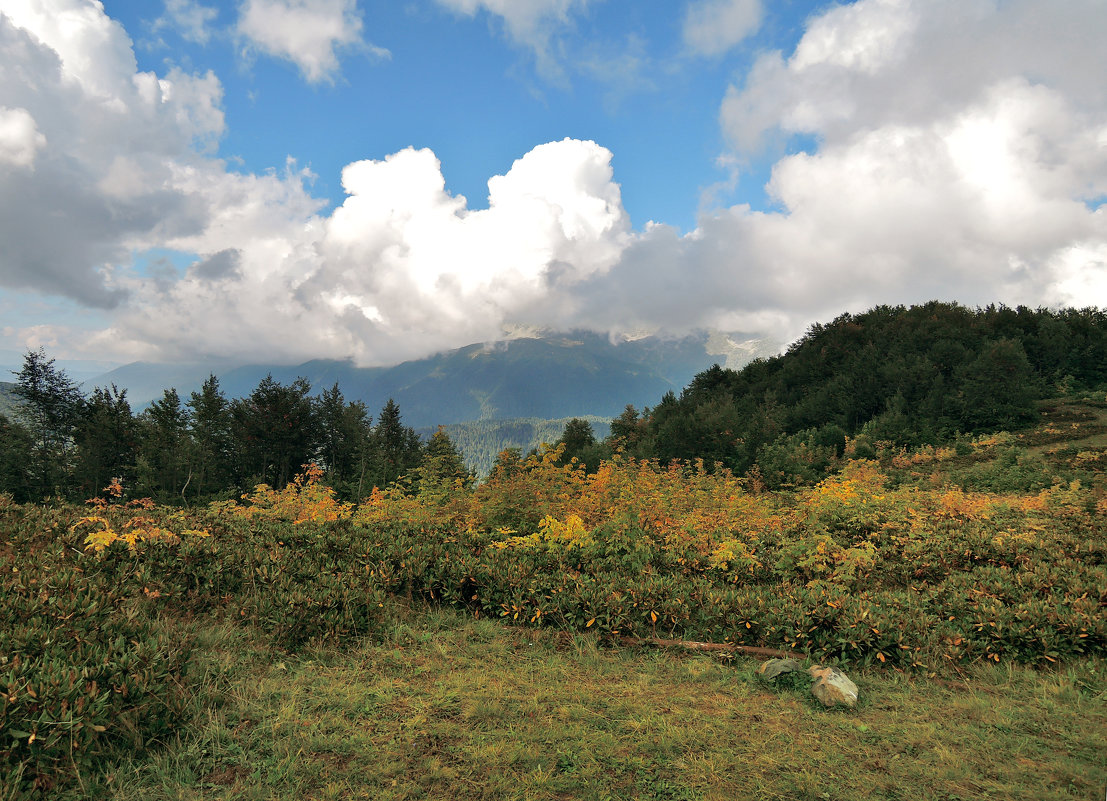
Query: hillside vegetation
601,303,1107,485
2,302,1106,798
3,302,1105,503
3,396,1105,798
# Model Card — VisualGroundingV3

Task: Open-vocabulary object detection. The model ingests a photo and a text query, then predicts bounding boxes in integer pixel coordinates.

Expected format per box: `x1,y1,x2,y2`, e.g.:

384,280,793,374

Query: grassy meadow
2,399,1106,800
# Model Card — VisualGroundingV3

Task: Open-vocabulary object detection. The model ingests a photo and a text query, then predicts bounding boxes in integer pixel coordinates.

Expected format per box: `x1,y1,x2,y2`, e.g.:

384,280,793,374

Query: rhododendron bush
3,454,1105,794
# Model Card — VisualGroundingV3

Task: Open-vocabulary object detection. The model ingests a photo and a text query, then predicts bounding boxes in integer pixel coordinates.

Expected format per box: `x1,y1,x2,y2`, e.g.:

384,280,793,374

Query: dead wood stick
617,635,806,661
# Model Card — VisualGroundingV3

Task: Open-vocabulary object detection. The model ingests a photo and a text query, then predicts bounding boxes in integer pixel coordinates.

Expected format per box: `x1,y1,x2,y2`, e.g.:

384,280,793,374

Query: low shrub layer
2,454,1105,796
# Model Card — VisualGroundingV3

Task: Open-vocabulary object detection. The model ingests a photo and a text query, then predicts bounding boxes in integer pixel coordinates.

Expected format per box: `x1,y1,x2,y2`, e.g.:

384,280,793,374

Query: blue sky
106,0,822,231
1,0,1105,369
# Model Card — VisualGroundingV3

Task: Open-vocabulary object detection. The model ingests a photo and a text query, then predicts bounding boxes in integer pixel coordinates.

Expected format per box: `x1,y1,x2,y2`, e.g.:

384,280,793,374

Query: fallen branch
617,635,806,661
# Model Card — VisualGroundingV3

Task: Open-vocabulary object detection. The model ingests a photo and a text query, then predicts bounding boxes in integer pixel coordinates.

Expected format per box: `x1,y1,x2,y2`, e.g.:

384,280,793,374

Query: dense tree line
564,303,1107,487
4,302,1104,501
0,350,470,504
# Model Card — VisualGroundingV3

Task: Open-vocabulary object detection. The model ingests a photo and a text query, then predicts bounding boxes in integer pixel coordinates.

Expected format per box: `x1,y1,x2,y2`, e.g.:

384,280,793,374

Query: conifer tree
13,348,83,498
315,382,372,495
138,388,193,502
74,385,137,498
367,398,423,488
233,375,319,489
188,375,234,498
419,427,474,495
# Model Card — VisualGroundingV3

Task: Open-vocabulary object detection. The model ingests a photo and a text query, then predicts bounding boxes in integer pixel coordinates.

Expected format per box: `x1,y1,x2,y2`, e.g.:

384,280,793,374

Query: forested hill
422,416,612,478
621,303,1107,478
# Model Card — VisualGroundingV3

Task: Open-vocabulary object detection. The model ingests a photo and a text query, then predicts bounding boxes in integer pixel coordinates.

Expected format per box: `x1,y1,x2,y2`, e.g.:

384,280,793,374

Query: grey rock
807,665,859,707
757,658,805,679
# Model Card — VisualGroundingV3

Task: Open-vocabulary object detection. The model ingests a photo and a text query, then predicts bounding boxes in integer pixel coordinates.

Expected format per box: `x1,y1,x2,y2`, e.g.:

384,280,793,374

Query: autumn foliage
3,437,1106,795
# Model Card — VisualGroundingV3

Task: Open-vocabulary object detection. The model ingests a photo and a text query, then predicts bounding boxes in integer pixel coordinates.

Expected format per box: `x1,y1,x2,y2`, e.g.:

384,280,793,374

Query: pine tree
419,427,474,496
315,382,372,495
367,399,423,488
232,375,319,489
138,388,193,502
188,375,234,498
12,348,83,499
73,385,137,498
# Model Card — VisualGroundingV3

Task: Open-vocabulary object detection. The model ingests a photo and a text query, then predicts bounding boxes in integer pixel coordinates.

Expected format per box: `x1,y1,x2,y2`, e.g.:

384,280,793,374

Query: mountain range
84,330,779,429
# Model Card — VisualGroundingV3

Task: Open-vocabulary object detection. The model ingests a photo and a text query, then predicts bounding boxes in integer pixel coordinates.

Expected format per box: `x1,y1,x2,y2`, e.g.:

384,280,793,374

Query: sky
1,0,1105,370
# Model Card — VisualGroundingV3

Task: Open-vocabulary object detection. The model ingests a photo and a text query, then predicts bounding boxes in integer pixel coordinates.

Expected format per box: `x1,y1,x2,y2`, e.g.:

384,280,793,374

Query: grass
1025,399,1107,454
97,603,1105,801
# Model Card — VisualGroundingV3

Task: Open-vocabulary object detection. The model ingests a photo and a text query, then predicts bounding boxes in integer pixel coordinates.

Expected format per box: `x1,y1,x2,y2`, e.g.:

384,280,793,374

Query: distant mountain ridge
88,331,778,429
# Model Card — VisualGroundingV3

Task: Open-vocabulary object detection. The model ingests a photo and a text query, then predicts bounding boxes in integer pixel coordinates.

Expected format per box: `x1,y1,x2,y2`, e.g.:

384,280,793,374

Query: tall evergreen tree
555,418,608,470
366,398,422,488
315,383,372,496
608,404,648,454
73,385,138,498
188,375,234,498
12,348,83,499
233,375,319,489
419,427,474,493
137,388,193,502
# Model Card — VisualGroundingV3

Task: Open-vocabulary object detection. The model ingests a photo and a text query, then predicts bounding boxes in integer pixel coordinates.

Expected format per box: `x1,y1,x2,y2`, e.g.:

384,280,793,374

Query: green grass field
96,605,1106,801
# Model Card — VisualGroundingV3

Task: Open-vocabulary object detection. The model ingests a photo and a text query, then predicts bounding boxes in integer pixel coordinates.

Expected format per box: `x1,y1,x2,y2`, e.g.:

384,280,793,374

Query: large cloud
526,0,1107,345
102,138,629,364
662,0,1107,342
0,1,235,307
3,0,1106,368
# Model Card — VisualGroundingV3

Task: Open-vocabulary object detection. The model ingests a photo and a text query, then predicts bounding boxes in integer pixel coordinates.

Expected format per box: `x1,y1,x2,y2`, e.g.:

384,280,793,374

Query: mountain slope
89,331,775,428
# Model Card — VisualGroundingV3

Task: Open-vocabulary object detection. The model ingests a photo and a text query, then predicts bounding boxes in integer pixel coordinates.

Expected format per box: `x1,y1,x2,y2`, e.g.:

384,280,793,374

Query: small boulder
807,665,859,708
757,658,804,680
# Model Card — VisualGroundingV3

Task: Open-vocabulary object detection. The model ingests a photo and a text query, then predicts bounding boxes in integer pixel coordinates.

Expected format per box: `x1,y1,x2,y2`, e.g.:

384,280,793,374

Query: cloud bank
0,0,1104,366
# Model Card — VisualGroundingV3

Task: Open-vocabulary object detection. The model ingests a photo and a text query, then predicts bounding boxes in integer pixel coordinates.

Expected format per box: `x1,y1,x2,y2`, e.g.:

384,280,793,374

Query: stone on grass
807,665,859,708
757,658,804,679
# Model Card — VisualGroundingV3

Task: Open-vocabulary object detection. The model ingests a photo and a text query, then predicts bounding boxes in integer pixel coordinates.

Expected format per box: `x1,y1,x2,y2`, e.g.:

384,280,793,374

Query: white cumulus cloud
0,106,46,167
666,0,1107,342
105,138,629,365
237,0,385,83
0,0,317,313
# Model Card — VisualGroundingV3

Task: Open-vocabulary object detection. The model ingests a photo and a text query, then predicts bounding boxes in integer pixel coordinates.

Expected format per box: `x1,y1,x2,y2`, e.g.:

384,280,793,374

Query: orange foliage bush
230,463,353,524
